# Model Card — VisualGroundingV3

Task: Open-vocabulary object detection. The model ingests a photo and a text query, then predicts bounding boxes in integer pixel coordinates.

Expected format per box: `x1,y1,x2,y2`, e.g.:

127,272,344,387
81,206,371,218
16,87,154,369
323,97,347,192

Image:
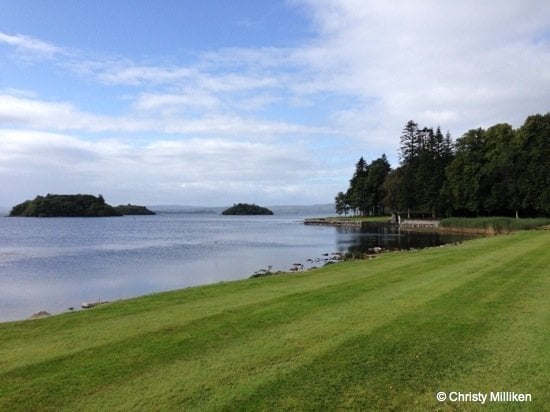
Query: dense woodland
336,113,550,218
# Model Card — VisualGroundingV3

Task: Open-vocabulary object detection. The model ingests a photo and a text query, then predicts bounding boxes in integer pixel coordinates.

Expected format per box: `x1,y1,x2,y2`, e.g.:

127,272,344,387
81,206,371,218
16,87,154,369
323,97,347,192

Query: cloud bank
1,0,549,206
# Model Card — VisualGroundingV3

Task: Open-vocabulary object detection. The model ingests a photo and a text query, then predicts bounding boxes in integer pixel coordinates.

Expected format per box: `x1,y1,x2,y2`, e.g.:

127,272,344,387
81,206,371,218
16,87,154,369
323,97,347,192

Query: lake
0,213,473,322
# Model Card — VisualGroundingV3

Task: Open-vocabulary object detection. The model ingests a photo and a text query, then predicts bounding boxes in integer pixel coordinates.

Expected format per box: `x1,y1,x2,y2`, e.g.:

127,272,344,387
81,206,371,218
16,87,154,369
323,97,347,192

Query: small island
9,194,154,217
114,204,156,215
222,203,273,215
10,194,122,217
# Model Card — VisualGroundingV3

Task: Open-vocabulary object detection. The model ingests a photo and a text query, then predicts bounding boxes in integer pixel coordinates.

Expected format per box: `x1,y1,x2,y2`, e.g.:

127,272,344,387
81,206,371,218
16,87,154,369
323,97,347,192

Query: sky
1,0,549,207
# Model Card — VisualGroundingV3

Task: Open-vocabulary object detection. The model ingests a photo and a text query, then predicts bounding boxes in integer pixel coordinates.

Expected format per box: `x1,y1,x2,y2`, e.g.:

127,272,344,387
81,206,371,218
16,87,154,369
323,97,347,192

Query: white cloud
0,93,321,137
297,0,550,134
1,1,549,205
0,94,153,132
97,65,196,86
0,32,64,58
0,94,82,126
0,129,333,207
197,73,279,93
133,92,221,112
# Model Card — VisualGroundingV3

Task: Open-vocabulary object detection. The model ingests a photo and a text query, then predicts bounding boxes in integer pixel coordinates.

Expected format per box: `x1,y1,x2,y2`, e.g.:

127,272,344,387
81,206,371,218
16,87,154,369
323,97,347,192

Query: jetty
304,216,441,230
303,217,365,227
399,219,440,229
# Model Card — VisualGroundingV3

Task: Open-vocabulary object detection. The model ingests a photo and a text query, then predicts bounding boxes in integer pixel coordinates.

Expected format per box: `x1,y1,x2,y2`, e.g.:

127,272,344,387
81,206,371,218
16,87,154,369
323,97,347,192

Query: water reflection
0,216,476,322
334,223,475,253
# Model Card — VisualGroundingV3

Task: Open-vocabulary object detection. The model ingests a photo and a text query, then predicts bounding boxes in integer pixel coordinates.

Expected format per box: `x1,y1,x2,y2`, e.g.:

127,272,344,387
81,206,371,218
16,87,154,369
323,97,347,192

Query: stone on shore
29,311,51,319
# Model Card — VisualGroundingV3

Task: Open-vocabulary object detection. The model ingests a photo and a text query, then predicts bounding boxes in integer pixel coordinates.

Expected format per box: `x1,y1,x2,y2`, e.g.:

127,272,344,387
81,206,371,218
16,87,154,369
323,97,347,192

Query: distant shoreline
304,216,550,235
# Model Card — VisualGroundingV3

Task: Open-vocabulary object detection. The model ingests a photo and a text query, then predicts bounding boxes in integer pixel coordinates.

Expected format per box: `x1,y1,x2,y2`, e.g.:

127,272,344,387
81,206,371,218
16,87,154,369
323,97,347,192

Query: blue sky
1,1,549,207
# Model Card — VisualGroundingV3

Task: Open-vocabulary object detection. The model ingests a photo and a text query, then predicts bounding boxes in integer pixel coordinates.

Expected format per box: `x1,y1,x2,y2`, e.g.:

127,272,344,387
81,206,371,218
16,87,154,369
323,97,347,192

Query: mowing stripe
0,232,547,411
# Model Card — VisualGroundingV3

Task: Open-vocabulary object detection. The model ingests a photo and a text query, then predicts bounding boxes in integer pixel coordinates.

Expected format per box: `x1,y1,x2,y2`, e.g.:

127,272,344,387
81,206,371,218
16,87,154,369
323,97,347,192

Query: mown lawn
0,231,548,411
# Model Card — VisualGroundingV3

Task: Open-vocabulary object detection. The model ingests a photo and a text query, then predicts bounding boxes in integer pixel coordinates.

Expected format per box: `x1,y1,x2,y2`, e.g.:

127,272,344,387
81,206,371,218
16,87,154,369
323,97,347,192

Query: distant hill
222,203,274,215
10,194,122,217
149,205,221,214
149,204,334,216
267,204,334,216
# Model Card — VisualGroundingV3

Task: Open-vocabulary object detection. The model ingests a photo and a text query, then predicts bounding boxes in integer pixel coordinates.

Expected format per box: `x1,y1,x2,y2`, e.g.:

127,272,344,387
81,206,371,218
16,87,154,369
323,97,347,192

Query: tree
334,192,350,216
364,155,391,215
445,128,487,215
399,120,422,164
396,122,454,218
347,157,368,215
413,127,438,215
337,156,391,216
383,168,404,212
336,112,548,219
517,113,550,215
482,123,521,217
444,115,550,217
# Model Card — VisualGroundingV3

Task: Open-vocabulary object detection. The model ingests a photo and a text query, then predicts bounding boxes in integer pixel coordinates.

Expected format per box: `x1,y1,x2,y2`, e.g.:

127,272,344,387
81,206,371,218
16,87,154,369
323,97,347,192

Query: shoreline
304,216,441,230
1,230,548,409
4,232,468,325
304,216,550,235
7,215,544,323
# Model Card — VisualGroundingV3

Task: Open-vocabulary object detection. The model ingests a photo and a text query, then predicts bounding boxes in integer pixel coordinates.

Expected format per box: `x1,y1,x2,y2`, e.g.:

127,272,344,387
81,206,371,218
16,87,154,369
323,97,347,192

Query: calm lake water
0,214,472,322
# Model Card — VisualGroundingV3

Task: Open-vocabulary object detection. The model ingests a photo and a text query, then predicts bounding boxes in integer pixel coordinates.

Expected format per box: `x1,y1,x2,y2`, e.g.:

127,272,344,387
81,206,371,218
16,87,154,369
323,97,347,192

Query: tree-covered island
9,194,154,217
222,203,274,215
114,204,156,215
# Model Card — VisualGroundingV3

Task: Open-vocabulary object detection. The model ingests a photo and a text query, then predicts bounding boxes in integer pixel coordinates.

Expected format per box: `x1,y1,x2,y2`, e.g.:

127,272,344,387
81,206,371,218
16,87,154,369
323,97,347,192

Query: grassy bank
440,217,550,234
0,231,548,410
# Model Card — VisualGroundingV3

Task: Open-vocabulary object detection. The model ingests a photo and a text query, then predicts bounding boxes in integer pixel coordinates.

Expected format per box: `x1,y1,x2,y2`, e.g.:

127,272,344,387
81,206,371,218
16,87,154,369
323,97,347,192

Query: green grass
0,231,548,410
440,217,550,233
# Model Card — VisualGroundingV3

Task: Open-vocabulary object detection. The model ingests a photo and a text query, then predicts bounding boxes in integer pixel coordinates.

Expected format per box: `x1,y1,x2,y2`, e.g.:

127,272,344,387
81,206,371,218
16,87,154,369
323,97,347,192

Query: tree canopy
336,113,550,218
222,203,274,215
10,194,122,217
114,204,156,215
335,156,390,216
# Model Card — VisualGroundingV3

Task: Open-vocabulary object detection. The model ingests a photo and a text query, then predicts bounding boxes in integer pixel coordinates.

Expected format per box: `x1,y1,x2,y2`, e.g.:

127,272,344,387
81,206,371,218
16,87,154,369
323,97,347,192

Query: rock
30,311,51,319
81,300,109,309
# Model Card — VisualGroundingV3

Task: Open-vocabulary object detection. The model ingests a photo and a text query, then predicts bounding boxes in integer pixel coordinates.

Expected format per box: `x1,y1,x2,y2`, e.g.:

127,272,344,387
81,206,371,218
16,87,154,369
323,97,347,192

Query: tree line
335,113,550,218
